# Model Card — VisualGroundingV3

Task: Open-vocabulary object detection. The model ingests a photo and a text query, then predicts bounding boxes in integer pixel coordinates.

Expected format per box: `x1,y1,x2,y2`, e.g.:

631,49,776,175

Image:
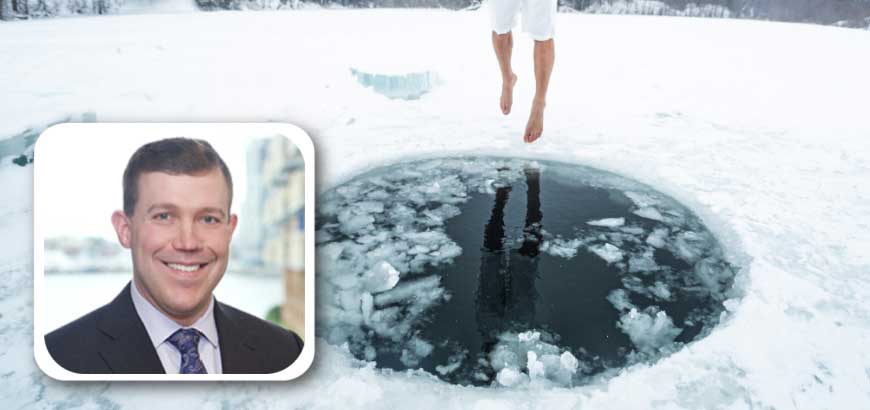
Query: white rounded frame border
32,122,316,381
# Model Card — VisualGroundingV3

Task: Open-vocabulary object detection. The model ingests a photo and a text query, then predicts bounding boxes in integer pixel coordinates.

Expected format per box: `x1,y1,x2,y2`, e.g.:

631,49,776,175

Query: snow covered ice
2,7,870,410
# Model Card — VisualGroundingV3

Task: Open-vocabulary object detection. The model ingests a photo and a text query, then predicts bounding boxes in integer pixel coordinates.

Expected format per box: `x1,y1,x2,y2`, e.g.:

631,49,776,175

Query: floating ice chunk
607,289,635,312
606,231,640,247
363,345,377,361
560,351,579,373
648,281,672,300
646,228,669,248
620,226,646,235
360,292,374,322
400,337,435,366
671,231,711,264
337,209,375,235
374,275,443,307
518,330,541,343
527,351,546,379
541,237,587,258
361,261,400,293
633,206,665,221
489,345,521,372
589,243,624,264
355,201,385,214
624,191,660,207
628,248,659,273
387,203,416,227
587,217,625,227
315,229,334,244
694,256,735,297
496,367,527,387
325,270,358,291
487,330,581,388
422,204,461,225
318,241,345,260
335,183,364,200
365,189,390,201
618,307,682,354
436,352,466,375
355,231,389,246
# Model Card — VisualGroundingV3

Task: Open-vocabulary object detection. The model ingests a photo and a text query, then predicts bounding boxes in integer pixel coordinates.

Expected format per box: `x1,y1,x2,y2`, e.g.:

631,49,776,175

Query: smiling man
45,138,303,375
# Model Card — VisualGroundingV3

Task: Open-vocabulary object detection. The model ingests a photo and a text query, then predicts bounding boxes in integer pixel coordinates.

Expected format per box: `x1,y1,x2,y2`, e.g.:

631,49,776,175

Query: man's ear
228,213,238,236
111,210,132,249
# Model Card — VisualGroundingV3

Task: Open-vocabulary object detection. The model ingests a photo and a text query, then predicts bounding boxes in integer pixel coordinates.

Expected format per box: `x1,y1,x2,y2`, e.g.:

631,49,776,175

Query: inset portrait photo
33,123,314,381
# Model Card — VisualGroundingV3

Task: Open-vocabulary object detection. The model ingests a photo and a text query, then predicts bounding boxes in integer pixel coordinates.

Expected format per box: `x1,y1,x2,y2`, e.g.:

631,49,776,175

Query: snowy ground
1,8,870,409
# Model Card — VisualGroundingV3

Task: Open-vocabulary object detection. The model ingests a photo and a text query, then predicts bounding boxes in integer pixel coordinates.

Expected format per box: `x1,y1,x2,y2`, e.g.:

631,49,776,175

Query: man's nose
172,221,203,251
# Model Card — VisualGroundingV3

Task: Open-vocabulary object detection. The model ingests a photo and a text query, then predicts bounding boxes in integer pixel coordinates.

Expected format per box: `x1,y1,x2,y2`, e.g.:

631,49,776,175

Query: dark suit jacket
45,282,303,374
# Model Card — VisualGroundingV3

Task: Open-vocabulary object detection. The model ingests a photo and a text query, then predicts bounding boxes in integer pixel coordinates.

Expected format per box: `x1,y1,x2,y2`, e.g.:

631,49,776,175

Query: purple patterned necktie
166,328,207,374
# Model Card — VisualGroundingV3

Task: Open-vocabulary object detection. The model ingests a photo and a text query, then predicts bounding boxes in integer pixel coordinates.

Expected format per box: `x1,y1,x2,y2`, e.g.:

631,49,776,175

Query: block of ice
360,292,374,323
350,68,441,100
486,330,582,388
671,231,712,264
618,307,683,354
587,217,626,227
373,275,443,307
646,228,669,248
496,368,527,387
337,209,375,235
560,351,580,373
541,238,584,258
436,352,466,376
628,248,659,273
648,281,673,300
361,261,401,293
633,206,665,222
624,191,660,207
589,243,624,264
527,351,546,379
607,289,635,312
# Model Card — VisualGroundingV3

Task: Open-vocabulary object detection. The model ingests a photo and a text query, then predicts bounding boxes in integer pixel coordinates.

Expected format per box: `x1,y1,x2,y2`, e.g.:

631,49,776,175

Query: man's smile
161,260,212,275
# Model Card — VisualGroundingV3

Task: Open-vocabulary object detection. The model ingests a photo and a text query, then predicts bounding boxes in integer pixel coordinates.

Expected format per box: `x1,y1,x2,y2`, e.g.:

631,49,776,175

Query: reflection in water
476,168,542,381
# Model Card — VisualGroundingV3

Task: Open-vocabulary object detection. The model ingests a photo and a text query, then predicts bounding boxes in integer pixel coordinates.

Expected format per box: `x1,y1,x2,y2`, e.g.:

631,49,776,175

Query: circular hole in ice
316,157,737,387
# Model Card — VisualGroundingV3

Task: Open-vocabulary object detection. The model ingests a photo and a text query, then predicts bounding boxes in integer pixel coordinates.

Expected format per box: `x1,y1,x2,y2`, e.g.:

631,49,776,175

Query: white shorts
489,0,557,41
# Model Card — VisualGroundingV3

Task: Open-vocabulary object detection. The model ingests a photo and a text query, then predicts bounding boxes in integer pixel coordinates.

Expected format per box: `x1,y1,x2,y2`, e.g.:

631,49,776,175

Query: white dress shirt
130,282,223,374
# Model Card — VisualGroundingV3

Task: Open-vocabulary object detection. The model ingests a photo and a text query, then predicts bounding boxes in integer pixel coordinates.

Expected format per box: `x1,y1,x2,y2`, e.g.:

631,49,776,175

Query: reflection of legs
483,186,511,252
519,167,542,257
477,185,512,334
524,39,554,143
508,167,542,324
492,31,518,115
477,185,512,381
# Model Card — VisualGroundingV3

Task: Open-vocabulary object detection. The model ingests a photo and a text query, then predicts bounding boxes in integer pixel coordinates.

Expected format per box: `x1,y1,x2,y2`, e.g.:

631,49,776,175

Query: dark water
317,158,735,386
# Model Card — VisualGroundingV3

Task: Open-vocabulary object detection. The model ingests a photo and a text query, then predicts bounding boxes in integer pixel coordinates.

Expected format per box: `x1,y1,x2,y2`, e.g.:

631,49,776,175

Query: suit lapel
214,301,261,374
95,283,165,374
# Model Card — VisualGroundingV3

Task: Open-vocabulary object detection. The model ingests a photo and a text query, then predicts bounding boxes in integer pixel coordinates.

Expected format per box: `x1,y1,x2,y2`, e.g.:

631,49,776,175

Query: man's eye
154,213,171,221
203,216,221,224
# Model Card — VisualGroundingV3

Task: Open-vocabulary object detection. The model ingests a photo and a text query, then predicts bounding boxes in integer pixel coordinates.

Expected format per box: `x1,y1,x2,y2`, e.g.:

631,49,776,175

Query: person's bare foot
524,99,545,143
500,73,517,115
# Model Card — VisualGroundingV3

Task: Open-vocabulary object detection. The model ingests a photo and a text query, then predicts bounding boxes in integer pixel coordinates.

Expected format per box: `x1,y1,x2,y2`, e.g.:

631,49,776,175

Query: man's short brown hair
122,138,233,216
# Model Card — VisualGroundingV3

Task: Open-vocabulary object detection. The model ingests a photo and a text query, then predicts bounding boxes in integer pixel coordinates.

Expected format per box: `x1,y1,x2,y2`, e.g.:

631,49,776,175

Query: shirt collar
129,280,220,349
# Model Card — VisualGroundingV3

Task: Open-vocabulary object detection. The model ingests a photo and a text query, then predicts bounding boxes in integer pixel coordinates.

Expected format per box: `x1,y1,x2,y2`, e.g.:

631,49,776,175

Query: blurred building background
238,135,306,338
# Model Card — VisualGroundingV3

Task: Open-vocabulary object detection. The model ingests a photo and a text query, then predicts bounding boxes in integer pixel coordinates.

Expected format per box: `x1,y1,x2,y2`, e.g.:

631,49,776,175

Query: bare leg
492,31,517,115
524,38,554,143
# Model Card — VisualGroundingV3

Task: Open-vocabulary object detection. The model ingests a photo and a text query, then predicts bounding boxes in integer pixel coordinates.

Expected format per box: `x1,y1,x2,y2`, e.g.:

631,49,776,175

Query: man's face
112,169,237,326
